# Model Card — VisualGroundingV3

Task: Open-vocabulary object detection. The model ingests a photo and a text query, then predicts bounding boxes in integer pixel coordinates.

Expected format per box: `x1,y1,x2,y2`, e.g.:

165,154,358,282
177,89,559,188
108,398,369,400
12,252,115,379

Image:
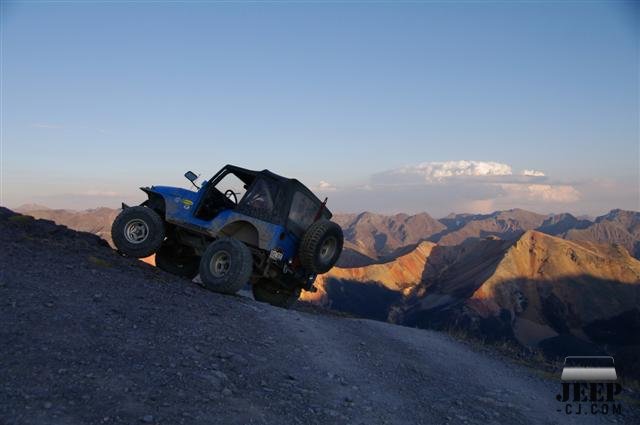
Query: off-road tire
252,279,301,309
199,238,253,294
111,206,165,258
299,220,344,274
155,242,200,279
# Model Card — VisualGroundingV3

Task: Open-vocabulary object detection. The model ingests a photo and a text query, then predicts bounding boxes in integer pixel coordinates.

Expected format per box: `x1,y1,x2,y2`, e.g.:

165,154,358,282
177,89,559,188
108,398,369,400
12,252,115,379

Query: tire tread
111,206,165,258
199,238,252,294
299,220,343,274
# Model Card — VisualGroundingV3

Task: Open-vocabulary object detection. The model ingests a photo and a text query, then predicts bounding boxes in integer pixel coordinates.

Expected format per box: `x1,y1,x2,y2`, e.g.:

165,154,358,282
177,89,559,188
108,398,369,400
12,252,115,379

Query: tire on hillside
252,279,301,309
299,220,343,274
111,206,165,258
155,242,200,279
199,238,253,294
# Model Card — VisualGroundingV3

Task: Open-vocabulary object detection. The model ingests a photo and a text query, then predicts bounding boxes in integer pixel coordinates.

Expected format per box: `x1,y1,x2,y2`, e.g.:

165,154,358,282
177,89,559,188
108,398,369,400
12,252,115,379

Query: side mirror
184,171,199,189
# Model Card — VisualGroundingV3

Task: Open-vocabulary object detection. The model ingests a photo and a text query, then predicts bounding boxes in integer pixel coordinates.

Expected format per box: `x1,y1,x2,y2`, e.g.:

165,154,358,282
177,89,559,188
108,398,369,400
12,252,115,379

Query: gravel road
0,207,635,425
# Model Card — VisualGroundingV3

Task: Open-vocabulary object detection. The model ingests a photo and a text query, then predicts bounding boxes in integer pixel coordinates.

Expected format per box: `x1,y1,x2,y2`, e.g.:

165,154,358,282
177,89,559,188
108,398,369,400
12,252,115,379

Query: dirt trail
0,208,634,424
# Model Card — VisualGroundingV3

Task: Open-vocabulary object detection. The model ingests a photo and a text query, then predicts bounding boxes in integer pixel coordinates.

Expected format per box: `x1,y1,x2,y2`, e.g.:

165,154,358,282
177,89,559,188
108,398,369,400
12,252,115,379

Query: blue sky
1,1,638,216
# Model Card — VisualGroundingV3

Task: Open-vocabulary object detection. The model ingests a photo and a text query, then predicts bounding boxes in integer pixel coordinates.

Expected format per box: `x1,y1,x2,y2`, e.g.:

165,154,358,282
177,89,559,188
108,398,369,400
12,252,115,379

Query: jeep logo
556,356,623,416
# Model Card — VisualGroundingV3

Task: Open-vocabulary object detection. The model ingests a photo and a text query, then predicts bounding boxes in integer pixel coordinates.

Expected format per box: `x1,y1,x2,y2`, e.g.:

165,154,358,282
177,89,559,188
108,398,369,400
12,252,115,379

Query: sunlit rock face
303,241,438,320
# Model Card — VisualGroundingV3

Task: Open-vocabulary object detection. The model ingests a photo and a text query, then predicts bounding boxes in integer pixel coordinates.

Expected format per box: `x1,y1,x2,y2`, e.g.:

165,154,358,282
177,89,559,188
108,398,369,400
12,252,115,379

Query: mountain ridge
15,205,640,264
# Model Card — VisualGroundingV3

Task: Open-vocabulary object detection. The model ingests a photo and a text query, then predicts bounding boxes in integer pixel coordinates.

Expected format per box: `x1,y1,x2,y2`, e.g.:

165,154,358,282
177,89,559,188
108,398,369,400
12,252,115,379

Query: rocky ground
0,207,636,425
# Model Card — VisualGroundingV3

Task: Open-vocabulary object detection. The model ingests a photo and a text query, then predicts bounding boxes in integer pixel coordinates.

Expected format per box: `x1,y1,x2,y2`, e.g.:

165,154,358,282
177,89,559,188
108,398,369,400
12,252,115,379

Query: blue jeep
111,165,343,308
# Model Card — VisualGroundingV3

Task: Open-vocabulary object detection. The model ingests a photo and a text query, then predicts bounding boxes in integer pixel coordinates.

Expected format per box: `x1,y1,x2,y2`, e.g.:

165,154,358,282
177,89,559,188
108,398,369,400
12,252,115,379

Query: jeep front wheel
111,206,165,258
299,220,344,274
199,238,252,294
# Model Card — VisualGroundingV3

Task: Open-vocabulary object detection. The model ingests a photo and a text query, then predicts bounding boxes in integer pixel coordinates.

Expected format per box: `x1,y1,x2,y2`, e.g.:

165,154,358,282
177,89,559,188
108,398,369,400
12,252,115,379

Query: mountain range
14,204,640,377
18,205,638,262
334,208,639,264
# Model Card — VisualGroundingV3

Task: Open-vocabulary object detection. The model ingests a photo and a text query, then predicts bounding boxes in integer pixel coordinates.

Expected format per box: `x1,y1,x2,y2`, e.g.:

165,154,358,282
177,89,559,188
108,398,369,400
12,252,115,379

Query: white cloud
500,184,580,203
375,160,514,185
521,169,546,177
316,181,337,191
330,160,585,215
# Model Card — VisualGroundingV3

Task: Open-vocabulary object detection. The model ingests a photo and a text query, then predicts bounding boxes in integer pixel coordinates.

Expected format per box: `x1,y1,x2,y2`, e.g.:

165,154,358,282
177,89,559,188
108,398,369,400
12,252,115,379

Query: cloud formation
378,160,513,183
316,181,337,191
371,160,579,204
521,169,546,177
319,159,595,215
500,184,580,203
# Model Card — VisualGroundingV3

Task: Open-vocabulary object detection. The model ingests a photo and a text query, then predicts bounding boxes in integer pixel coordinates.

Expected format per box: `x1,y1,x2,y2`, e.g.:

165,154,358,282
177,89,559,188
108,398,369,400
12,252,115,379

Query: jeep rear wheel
111,206,165,258
199,238,252,294
155,242,200,279
299,220,344,274
252,279,300,309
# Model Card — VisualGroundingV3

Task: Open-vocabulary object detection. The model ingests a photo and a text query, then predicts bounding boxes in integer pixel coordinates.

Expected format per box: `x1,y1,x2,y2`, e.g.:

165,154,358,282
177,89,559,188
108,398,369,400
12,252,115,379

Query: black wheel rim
209,250,231,277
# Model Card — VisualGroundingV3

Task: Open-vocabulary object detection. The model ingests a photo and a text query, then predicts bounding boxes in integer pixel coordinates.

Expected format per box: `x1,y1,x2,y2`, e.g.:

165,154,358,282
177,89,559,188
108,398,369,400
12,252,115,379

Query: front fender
140,186,198,221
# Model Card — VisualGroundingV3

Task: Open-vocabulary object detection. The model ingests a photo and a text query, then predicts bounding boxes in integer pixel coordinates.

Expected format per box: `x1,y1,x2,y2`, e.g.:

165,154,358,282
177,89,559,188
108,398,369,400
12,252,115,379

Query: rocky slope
565,209,640,259
537,213,591,236
434,209,548,246
437,211,591,246
335,240,377,268
334,211,446,260
4,207,627,425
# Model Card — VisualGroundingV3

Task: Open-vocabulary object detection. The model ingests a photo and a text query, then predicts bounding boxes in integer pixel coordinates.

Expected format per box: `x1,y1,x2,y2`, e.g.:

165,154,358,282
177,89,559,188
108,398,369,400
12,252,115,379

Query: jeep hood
146,186,197,199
